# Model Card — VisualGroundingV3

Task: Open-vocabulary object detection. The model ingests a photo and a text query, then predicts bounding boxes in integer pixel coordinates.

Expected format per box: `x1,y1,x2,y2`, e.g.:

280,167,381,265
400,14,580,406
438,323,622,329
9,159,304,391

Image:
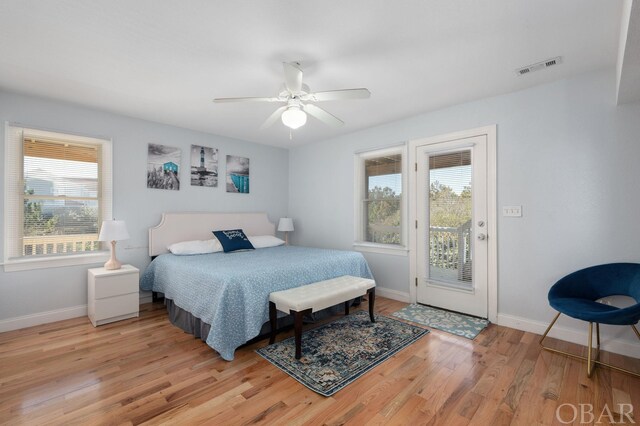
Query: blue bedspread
140,245,373,360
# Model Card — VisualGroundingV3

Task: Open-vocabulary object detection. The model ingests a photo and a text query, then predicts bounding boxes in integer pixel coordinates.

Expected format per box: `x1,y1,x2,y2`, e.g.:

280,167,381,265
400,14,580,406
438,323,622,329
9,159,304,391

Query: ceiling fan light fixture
281,106,307,129
214,62,369,130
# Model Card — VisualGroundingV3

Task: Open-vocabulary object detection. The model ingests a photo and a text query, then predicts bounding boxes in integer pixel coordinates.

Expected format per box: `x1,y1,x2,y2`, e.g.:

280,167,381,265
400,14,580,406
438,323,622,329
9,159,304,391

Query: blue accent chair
540,263,640,377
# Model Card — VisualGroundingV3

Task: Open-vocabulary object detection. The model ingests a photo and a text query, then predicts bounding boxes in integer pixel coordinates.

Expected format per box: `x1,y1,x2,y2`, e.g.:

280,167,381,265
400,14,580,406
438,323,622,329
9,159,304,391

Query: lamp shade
278,218,294,232
98,220,130,242
281,107,307,129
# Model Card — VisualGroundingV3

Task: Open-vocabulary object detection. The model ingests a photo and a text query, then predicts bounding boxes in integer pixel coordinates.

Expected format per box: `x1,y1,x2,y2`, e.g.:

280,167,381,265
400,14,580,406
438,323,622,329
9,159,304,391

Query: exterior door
416,135,488,318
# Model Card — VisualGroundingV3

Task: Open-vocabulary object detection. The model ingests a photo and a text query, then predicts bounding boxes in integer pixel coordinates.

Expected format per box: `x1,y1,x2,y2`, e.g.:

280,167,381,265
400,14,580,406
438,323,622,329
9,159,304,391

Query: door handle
477,233,487,241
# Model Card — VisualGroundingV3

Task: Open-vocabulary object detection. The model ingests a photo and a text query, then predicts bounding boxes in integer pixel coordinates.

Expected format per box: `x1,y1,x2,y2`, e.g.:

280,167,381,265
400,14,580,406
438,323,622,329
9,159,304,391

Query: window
354,145,407,254
4,125,112,271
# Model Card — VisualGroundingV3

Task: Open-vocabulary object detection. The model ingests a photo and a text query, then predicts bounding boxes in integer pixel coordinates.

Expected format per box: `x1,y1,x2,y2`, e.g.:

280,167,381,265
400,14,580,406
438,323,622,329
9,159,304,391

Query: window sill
353,242,408,257
3,252,110,272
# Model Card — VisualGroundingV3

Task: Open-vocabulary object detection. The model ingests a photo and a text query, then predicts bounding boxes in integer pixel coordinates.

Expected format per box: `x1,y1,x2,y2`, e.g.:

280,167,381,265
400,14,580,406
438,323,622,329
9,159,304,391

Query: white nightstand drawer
94,273,138,299
88,264,140,327
94,293,139,320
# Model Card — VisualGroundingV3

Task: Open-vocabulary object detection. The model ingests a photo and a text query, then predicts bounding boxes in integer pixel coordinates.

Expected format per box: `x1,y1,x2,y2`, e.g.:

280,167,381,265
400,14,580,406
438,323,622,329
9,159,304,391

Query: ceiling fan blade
283,62,303,93
302,103,344,127
302,88,371,102
259,106,287,130
213,96,281,103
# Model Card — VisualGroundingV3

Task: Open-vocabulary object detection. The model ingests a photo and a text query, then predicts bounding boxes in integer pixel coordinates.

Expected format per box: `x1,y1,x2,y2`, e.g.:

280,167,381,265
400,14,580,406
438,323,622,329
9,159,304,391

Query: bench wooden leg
269,301,277,344
291,308,312,360
344,300,350,316
368,288,376,323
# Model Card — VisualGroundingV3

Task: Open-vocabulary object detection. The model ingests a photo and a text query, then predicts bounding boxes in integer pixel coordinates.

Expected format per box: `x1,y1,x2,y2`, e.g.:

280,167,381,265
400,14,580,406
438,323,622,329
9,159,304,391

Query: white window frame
353,144,408,256
3,123,112,272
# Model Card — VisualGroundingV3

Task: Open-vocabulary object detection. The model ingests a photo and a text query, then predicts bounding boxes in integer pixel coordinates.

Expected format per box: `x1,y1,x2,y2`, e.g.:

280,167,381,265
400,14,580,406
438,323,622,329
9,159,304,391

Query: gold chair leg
539,312,561,345
540,312,583,361
595,322,601,364
540,312,640,378
587,322,599,378
632,324,640,341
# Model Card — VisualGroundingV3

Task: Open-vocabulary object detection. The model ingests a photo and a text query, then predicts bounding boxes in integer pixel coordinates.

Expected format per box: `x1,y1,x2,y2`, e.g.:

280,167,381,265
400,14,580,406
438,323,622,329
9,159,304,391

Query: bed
140,212,373,361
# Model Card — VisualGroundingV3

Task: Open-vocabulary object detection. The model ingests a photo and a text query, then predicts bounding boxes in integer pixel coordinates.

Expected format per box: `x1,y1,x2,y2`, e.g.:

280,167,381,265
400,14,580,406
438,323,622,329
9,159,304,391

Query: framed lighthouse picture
190,145,218,187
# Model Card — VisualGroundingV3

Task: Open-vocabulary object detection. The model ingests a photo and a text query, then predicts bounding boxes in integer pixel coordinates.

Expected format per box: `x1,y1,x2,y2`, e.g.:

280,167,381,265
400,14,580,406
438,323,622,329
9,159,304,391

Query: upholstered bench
269,275,376,359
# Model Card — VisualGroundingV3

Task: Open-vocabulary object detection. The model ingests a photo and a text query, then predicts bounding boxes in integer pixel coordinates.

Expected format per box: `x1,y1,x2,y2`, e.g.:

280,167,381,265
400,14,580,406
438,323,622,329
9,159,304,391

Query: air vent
516,56,562,76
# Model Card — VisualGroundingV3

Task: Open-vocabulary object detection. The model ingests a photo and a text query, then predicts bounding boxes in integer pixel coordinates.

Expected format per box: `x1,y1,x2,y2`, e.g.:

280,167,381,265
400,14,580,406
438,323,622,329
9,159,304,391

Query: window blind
4,125,112,262
23,137,101,255
428,150,473,283
363,152,402,245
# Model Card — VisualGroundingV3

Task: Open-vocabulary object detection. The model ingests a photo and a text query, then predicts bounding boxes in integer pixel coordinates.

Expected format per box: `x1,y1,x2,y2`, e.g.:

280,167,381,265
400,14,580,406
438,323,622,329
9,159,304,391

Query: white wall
289,69,640,350
0,90,289,324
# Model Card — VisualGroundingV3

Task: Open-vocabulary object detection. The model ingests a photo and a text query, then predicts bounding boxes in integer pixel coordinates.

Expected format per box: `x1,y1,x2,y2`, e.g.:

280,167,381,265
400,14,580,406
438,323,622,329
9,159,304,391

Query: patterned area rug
392,304,489,339
256,310,428,397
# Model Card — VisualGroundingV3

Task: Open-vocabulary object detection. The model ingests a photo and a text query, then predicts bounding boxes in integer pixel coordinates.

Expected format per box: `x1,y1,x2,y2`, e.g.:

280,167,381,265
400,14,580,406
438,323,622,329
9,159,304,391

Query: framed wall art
190,145,218,187
147,143,181,190
226,155,250,193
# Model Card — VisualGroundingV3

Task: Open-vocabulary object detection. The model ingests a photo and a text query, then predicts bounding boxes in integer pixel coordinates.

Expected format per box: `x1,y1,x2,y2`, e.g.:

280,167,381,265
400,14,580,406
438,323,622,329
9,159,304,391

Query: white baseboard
376,287,411,303
0,293,151,333
497,313,640,358
0,304,88,333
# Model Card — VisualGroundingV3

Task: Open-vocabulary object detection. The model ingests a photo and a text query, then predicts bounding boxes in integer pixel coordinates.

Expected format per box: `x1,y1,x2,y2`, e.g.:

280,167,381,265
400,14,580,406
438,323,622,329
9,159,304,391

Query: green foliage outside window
429,180,472,228
23,189,58,236
366,186,401,244
23,189,98,237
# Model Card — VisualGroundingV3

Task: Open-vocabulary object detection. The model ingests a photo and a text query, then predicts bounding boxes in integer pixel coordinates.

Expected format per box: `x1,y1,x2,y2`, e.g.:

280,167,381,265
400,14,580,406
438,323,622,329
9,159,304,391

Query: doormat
256,311,428,397
391,304,489,339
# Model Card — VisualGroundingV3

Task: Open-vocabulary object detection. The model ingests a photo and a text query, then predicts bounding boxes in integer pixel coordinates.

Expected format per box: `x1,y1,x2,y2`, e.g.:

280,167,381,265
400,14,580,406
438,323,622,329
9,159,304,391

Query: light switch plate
503,205,522,217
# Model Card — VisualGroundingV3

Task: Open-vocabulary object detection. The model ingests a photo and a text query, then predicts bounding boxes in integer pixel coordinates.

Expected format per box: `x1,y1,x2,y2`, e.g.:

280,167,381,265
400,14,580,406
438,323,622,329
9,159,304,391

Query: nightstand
88,264,139,326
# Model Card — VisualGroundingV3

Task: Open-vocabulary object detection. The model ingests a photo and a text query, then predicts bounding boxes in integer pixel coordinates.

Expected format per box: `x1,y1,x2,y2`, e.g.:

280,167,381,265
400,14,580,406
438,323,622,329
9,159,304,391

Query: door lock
477,233,487,241
477,220,485,227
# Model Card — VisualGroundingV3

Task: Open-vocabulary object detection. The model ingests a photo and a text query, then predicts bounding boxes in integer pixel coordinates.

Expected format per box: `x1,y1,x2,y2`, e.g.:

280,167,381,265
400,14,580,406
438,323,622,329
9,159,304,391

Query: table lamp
278,218,294,245
98,220,130,270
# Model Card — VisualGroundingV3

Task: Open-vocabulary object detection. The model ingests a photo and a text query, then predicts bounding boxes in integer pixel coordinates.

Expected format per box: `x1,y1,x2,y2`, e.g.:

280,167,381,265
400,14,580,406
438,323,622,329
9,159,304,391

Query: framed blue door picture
226,155,249,193
147,143,181,190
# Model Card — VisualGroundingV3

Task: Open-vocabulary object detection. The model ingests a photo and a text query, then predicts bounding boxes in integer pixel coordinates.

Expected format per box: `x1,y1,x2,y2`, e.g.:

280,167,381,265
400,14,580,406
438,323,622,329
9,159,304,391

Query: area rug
392,304,489,339
256,310,428,397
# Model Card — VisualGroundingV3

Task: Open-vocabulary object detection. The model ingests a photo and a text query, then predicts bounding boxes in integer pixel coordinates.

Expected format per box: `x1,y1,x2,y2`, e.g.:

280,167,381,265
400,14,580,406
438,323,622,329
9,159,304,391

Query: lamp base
104,241,122,270
103,258,122,270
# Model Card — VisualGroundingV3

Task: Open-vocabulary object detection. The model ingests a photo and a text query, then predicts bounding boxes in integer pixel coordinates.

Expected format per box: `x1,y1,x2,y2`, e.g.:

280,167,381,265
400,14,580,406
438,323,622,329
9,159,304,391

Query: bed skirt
165,298,213,340
164,296,361,349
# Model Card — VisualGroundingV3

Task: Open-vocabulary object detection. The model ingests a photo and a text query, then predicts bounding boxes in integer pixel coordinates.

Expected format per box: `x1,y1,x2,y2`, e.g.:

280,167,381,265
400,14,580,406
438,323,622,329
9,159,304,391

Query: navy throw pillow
212,229,255,253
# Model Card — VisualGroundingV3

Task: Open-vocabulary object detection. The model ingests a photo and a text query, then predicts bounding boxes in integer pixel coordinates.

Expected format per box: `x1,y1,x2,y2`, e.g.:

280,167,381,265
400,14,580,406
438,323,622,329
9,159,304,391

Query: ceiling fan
213,62,370,131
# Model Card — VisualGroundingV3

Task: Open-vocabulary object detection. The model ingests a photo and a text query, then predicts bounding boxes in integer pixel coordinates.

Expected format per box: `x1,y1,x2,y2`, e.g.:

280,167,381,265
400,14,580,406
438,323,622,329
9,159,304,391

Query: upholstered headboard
149,212,276,256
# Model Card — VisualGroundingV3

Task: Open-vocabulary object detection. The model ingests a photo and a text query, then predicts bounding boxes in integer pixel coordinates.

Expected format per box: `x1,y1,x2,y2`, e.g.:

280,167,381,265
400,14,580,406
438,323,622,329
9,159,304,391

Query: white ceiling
0,0,626,147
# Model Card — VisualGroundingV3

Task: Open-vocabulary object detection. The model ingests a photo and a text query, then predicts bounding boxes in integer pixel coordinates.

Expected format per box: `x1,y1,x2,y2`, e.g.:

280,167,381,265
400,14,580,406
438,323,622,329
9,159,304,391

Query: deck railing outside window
366,222,401,245
22,234,100,256
429,220,472,281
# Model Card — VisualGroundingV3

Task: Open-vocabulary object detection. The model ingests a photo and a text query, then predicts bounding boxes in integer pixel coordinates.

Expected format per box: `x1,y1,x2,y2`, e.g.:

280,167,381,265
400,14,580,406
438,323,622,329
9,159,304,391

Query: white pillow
168,239,222,255
248,235,285,249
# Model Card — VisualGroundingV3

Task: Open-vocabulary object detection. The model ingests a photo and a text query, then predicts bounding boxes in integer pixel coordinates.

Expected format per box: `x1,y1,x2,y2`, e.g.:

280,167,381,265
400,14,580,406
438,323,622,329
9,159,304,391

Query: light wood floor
1,297,639,425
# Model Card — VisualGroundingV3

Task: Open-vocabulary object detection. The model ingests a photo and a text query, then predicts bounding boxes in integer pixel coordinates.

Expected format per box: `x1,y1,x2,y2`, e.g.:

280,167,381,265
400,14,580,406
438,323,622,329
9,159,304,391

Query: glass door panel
416,134,488,318
428,150,473,290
